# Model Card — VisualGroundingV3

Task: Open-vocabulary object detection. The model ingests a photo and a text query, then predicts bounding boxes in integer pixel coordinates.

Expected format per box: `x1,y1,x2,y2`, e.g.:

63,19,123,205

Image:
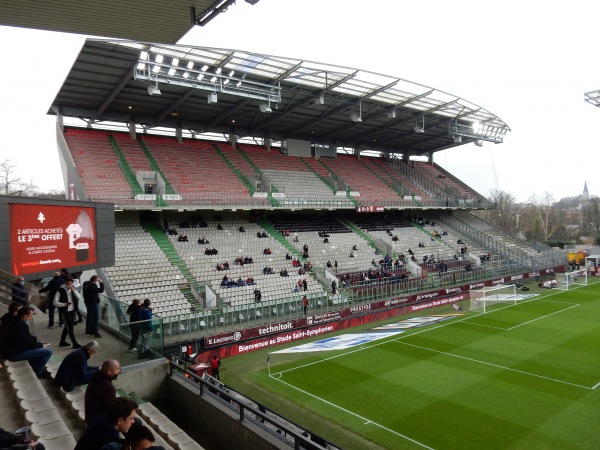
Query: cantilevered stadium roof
0,0,240,44
49,39,510,157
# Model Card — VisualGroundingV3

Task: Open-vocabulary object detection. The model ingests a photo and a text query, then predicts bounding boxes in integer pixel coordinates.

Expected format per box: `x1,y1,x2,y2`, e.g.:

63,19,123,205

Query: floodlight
183,72,189,79
350,114,362,123
228,70,235,77
155,54,163,63
201,65,209,72
152,65,160,73
140,51,149,60
259,103,272,113
414,116,425,133
197,73,204,81
208,93,218,104
315,94,325,105
136,62,146,70
172,58,179,66
474,140,484,147
210,76,217,83
148,85,161,96
168,68,176,76
187,61,194,69
215,67,222,75
453,135,462,143
387,109,396,119
223,79,229,85
236,80,242,87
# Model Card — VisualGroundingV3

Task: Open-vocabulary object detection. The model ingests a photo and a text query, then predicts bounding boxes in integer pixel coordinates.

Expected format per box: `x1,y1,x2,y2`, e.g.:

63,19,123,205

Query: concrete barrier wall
165,376,287,450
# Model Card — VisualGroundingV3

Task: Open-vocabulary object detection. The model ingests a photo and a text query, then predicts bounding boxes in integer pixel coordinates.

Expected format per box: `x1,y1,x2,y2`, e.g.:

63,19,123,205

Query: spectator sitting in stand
286,253,293,260
263,248,272,255
1,306,52,378
279,268,289,277
217,223,223,230
54,340,99,392
75,397,138,450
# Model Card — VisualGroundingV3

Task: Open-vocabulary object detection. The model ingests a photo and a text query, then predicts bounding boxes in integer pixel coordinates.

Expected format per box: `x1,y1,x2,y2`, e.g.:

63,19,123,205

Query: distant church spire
583,180,589,198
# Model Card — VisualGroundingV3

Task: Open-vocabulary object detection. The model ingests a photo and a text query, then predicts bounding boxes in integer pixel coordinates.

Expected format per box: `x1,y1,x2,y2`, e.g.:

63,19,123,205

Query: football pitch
241,281,600,450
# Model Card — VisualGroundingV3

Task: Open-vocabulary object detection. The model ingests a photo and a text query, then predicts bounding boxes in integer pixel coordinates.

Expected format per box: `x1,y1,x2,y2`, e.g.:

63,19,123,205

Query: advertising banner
10,203,97,275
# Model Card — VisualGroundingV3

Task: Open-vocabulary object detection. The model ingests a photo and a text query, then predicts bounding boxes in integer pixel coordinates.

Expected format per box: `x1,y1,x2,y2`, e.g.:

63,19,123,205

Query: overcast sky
0,0,599,202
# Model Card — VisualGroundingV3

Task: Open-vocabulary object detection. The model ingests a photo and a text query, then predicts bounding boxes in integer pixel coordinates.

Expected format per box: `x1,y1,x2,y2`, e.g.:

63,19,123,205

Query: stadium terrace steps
299,158,336,194
136,138,177,195
319,155,402,204
141,221,202,309
367,157,428,200
4,360,79,450
413,161,479,201
108,135,144,195
138,136,265,206
63,128,134,201
212,144,256,194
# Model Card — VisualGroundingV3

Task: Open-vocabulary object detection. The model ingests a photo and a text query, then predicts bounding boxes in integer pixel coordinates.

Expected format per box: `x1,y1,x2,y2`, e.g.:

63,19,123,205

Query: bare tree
524,192,560,242
0,159,38,196
483,189,519,234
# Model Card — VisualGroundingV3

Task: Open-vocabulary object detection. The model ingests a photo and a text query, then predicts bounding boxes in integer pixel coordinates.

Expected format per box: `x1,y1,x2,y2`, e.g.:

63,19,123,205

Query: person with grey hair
53,340,100,392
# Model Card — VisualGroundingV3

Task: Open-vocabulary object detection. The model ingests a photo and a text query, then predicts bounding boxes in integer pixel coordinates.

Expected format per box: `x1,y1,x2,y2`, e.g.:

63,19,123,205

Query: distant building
583,181,589,199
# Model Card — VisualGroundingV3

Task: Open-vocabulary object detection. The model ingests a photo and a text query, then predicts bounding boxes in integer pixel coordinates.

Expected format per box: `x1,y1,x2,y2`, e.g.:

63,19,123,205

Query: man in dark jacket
53,341,99,392
1,307,52,377
38,272,65,328
74,397,138,450
0,303,22,355
83,275,105,338
138,299,153,358
11,276,29,306
84,359,121,424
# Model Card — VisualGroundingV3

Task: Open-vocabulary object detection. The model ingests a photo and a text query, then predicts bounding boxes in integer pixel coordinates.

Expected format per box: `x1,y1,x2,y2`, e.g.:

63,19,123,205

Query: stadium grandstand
0,5,574,450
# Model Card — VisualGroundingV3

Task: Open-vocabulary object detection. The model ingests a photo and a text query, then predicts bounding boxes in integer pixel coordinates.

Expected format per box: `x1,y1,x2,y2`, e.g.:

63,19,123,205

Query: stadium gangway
168,357,339,450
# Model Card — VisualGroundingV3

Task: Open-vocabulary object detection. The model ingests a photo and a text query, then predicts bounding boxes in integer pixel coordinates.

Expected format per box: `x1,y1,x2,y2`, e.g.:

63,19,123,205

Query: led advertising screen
10,203,97,275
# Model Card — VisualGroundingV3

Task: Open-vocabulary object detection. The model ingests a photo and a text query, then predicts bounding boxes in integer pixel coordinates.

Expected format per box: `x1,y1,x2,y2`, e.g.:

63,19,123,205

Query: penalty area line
269,374,434,449
398,341,592,390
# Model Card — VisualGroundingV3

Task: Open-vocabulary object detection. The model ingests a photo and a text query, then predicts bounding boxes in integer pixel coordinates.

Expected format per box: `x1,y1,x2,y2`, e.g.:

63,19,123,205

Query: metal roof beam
153,89,195,125
275,61,303,82
95,63,137,119
203,99,251,131
285,94,360,137
324,70,358,91
363,80,398,99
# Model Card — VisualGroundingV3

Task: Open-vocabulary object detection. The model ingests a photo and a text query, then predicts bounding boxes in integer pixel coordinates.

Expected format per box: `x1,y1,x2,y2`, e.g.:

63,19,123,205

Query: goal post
469,284,518,314
555,269,588,290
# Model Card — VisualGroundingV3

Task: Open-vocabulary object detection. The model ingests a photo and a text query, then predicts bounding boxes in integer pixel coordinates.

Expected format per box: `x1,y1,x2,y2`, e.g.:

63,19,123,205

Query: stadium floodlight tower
469,284,518,314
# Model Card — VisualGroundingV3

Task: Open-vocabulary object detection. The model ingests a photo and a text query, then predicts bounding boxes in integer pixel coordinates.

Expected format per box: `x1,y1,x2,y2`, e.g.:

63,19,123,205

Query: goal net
469,284,518,313
555,269,588,290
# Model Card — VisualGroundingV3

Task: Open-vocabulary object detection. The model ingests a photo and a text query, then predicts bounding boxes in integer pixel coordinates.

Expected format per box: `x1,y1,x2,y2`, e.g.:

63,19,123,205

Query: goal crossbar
555,269,588,290
469,284,518,313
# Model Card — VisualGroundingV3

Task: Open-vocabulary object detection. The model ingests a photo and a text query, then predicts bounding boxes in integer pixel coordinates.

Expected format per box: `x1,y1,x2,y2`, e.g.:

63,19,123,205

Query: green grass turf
222,281,600,450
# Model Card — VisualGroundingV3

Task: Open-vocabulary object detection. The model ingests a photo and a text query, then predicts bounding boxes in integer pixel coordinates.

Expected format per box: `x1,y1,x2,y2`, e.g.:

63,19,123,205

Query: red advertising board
10,203,97,275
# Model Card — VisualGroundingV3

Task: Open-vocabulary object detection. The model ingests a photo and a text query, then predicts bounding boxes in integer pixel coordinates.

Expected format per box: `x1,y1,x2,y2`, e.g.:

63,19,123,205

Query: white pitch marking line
592,381,600,390
507,304,580,330
269,374,434,449
398,341,593,390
